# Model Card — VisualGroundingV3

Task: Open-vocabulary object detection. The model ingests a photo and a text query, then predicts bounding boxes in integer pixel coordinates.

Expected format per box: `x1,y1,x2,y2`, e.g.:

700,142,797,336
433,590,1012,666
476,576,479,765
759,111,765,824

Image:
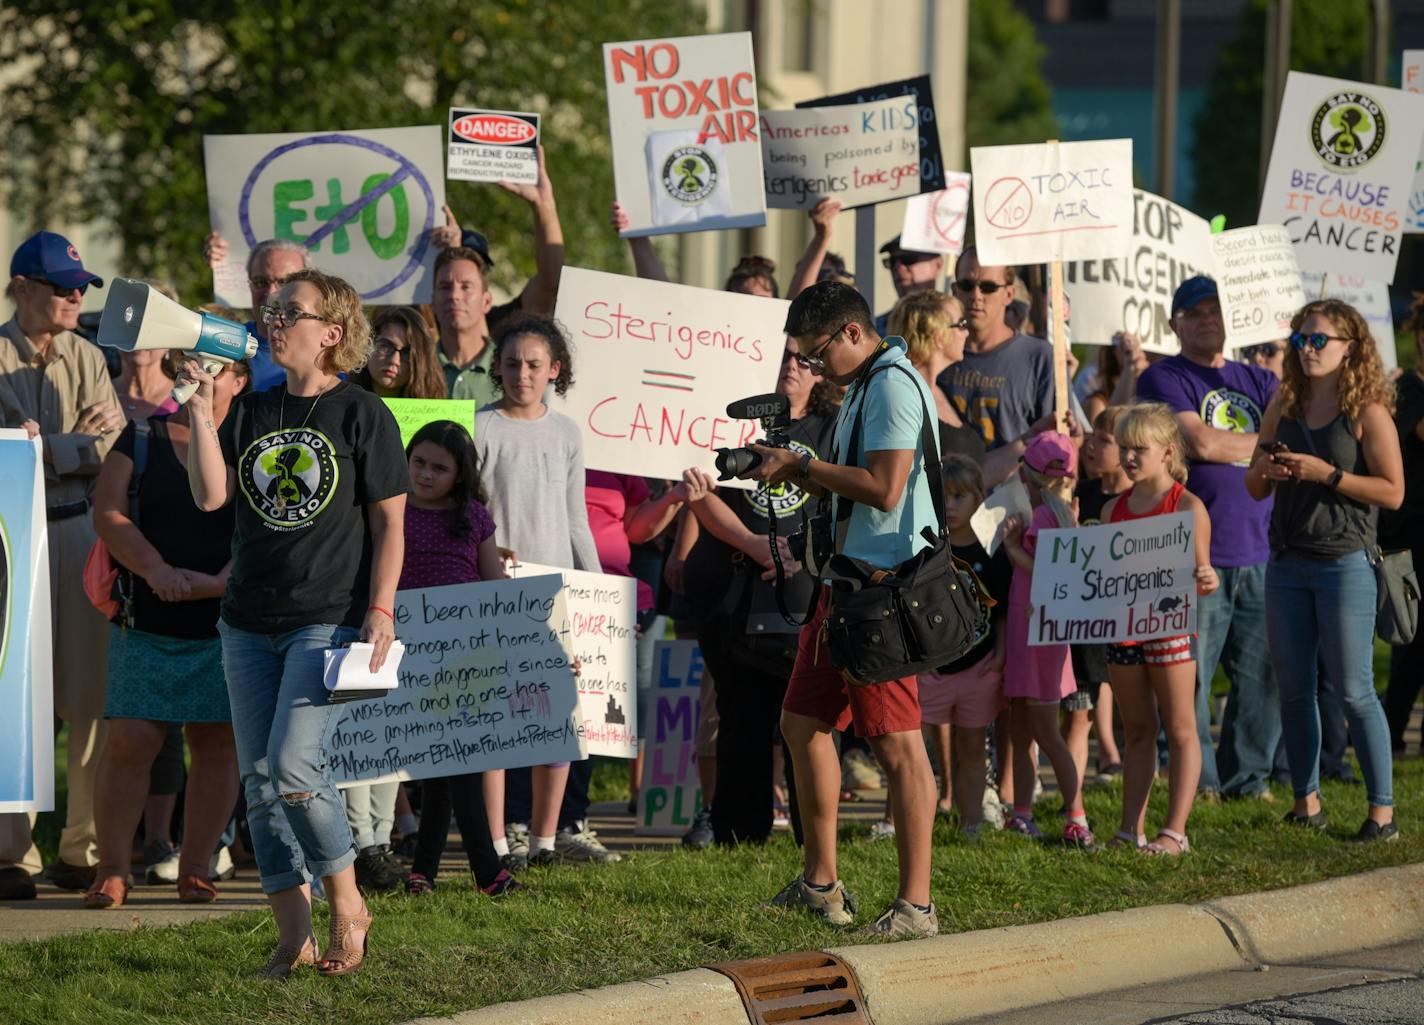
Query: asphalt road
1162,976,1423,1024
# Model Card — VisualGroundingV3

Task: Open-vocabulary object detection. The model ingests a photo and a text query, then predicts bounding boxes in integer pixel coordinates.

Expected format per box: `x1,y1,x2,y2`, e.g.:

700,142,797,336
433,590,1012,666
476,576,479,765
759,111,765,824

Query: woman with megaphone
180,268,409,978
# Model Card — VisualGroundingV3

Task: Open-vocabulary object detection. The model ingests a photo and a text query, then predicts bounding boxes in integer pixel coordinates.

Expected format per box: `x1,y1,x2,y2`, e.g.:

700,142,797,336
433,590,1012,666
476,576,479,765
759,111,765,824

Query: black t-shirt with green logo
219,382,410,634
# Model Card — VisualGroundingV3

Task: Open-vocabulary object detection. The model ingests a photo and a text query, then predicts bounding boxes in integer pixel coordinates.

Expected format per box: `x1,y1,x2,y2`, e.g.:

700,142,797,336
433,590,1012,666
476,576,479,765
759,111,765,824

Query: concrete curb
408,863,1424,1025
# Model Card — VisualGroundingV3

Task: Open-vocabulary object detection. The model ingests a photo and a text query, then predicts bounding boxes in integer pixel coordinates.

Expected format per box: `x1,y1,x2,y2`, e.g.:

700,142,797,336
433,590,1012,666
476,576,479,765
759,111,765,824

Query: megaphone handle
172,358,226,406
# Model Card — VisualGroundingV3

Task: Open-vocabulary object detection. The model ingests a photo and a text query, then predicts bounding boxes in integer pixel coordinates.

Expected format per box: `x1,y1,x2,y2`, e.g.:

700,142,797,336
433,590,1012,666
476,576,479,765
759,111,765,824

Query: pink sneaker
1062,821,1096,848
1006,815,1043,839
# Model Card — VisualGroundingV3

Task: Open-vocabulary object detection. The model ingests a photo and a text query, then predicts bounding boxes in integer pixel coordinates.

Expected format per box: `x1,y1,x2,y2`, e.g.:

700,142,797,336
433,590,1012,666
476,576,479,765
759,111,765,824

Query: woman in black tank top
1245,299,1404,843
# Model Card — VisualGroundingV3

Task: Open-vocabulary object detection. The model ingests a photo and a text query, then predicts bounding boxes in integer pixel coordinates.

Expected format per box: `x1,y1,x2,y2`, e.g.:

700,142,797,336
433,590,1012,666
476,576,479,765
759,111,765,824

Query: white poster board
900,173,972,254
552,267,785,488
448,108,540,185
604,32,765,237
969,139,1134,265
969,477,1031,556
637,640,706,836
1212,225,1308,348
512,562,638,758
760,97,921,211
1065,189,1213,353
1402,51,1424,233
0,433,52,813
1029,513,1196,646
1259,71,1424,282
1297,271,1399,369
203,125,445,306
327,576,586,786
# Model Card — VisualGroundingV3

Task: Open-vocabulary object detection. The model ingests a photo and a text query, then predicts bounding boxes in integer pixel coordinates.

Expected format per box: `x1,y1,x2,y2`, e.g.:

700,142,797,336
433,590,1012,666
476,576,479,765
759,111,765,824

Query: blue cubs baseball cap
1171,275,1217,316
10,231,104,291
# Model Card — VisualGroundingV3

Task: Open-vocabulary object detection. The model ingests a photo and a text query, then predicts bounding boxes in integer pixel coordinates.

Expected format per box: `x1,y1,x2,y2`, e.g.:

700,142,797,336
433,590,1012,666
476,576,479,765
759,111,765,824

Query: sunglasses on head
1289,331,1347,351
953,279,1006,295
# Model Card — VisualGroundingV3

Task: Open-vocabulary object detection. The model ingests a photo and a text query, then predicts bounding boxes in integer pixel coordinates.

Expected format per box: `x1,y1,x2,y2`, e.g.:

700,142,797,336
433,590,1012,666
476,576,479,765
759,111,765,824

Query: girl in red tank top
1101,403,1219,857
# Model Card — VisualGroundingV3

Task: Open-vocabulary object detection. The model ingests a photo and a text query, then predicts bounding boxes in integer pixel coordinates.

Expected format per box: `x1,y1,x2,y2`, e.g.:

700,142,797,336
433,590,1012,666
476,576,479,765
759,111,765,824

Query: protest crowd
1,35,1422,980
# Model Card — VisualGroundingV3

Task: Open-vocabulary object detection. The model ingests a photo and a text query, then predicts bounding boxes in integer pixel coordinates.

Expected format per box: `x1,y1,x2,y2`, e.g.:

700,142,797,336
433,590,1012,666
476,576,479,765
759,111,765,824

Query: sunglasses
793,322,850,373
882,252,939,269
29,277,88,298
249,275,293,291
953,279,1006,295
260,304,330,329
1289,331,1347,352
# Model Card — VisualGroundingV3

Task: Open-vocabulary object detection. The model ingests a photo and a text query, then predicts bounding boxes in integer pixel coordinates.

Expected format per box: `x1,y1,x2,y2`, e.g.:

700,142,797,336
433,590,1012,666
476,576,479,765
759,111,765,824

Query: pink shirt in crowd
584,470,654,612
399,501,497,590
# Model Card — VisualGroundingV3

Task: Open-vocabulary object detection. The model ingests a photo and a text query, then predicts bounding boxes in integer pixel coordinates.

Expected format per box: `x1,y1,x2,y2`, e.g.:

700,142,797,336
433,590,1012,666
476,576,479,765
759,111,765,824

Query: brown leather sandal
177,874,218,903
83,874,130,910
257,935,319,980
317,905,372,977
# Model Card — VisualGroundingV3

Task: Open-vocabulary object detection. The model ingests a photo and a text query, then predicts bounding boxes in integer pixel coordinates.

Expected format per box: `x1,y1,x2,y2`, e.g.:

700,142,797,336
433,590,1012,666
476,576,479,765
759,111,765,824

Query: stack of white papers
323,641,405,704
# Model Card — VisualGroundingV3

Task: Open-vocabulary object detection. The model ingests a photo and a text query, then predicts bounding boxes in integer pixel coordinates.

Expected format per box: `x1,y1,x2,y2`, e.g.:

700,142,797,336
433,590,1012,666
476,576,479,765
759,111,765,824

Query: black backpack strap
127,419,153,529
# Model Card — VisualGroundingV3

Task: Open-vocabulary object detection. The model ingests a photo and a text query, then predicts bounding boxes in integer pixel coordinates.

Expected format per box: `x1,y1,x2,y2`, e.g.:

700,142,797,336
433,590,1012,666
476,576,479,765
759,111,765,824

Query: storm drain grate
708,951,872,1024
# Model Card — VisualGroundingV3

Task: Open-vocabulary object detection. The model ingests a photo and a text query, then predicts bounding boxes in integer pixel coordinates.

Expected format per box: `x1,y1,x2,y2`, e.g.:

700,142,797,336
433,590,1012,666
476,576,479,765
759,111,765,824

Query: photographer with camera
743,281,949,938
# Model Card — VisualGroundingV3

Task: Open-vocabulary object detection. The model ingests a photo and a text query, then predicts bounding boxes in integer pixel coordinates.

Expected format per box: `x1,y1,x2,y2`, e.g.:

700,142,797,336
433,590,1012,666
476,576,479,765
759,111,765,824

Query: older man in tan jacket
0,232,122,899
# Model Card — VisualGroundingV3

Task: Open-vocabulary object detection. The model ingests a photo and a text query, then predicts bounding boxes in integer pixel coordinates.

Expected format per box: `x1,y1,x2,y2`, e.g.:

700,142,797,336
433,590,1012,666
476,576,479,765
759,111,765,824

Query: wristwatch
1326,466,1344,489
797,452,813,481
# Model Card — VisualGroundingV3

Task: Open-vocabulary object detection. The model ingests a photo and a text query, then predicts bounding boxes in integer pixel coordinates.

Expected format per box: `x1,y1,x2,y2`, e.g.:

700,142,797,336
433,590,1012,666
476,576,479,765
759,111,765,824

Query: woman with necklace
181,268,409,977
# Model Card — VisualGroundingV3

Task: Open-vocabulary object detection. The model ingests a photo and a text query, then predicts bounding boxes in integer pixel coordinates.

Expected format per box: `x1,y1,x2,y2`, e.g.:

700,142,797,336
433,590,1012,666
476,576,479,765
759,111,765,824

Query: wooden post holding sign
1048,251,1069,435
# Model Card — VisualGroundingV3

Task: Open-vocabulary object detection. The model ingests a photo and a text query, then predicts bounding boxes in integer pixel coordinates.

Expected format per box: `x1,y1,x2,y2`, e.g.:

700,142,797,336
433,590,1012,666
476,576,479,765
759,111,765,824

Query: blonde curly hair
1280,300,1394,421
284,268,372,375
887,290,962,368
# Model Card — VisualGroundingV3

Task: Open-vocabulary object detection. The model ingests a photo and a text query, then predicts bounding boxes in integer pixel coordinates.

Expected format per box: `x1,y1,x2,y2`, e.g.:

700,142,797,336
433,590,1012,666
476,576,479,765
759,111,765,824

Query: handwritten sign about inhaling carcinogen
552,267,785,489
1029,513,1196,647
759,97,921,211
327,576,586,787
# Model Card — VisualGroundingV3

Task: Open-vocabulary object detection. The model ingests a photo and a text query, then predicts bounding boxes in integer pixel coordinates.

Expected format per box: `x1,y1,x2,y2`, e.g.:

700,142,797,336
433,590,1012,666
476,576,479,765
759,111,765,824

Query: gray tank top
1268,413,1375,558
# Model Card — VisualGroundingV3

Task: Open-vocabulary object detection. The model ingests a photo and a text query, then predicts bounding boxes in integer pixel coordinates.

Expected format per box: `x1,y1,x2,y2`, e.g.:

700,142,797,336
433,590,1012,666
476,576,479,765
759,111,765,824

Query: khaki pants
0,512,111,872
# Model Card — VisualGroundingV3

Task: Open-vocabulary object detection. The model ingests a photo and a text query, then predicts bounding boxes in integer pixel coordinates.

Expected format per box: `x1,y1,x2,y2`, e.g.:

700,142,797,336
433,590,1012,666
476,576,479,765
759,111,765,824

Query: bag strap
127,420,153,529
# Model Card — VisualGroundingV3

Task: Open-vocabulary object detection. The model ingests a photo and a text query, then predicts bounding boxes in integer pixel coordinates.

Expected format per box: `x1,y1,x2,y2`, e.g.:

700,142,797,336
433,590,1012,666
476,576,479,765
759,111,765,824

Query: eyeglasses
249,275,293,291
951,317,969,330
793,322,850,373
260,304,330,329
882,252,938,269
1247,343,1285,359
953,279,1006,295
1289,331,1347,352
28,277,87,298
372,337,409,361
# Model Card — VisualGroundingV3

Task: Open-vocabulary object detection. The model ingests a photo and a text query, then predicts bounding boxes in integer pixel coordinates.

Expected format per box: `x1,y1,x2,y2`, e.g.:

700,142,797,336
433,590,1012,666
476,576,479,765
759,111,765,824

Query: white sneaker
506,821,530,858
980,788,1006,830
868,819,896,841
208,845,236,882
555,820,622,863
143,840,179,885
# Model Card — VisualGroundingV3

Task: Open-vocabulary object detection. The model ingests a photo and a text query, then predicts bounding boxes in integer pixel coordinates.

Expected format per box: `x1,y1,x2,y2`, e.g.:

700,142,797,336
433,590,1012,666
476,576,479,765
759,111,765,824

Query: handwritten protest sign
1298,271,1398,369
900,173,972,255
604,32,765,237
448,108,540,186
1029,513,1196,646
637,640,705,835
1212,225,1307,348
799,74,947,192
204,126,444,307
552,267,784,488
512,562,637,758
327,575,585,786
1403,51,1424,233
382,398,477,449
760,98,920,211
970,139,1134,265
0,433,52,813
1259,71,1424,282
1065,189,1213,353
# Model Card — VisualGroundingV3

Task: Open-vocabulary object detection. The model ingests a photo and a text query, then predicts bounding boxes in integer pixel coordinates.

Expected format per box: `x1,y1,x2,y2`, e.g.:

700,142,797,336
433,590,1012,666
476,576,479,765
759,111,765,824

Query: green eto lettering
312,178,352,254
360,173,409,259
272,179,314,242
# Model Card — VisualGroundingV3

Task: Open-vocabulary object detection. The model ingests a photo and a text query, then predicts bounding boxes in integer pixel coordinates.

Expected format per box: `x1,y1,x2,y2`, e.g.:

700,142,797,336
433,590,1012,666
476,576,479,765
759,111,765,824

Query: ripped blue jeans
220,620,360,893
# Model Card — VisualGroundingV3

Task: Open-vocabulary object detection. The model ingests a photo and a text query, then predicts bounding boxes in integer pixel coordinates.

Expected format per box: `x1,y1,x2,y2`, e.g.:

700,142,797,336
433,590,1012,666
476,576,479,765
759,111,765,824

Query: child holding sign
1101,403,1217,854
1001,434,1092,847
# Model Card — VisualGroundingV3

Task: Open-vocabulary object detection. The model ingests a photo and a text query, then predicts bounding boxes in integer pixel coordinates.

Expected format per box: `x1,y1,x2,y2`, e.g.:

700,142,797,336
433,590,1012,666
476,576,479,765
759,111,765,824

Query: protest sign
900,173,972,255
970,477,1031,556
512,562,637,759
969,139,1134,265
0,433,52,813
1029,512,1196,646
448,108,540,186
1402,51,1424,232
382,397,478,449
604,32,765,237
637,640,705,835
1259,71,1424,281
551,267,784,488
327,575,586,786
1212,225,1307,348
760,97,920,211
204,126,445,306
1065,189,1213,353
799,74,947,192
1297,271,1398,369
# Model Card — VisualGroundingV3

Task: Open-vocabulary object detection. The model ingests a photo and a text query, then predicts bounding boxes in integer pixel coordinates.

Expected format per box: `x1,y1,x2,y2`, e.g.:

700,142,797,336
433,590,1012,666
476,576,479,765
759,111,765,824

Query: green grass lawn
6,757,1424,1025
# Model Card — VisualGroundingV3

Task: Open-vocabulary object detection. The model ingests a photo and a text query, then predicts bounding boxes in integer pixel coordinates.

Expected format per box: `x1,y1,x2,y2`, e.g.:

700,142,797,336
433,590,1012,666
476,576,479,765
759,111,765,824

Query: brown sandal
83,874,129,909
258,935,320,980
317,905,372,977
177,874,218,903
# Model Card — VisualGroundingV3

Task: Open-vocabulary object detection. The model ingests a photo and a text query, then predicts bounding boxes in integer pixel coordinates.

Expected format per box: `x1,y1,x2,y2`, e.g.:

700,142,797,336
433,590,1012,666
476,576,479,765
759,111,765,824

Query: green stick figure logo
1310,92,1386,171
742,440,820,519
1201,389,1262,435
239,428,339,530
661,145,719,205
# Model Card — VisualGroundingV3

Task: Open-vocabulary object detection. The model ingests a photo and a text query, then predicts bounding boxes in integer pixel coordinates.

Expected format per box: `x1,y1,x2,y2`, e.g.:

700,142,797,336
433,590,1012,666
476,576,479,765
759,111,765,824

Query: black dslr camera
714,393,791,480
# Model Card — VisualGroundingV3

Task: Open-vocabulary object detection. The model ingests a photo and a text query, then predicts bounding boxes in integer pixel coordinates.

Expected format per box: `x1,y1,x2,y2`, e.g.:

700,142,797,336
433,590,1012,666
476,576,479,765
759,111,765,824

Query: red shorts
782,588,923,737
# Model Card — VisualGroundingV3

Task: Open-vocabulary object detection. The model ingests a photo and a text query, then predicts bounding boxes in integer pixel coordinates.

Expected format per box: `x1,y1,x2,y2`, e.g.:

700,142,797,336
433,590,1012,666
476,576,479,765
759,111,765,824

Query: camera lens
713,446,763,481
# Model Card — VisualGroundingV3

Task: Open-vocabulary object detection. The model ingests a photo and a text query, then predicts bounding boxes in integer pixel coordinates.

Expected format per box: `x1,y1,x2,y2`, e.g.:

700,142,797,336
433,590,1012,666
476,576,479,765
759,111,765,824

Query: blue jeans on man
1193,563,1280,797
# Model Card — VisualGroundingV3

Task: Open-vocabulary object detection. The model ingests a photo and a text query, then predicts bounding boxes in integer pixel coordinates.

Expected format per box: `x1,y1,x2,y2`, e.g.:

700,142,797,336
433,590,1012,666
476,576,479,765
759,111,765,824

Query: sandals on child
1143,828,1190,856
1105,830,1146,850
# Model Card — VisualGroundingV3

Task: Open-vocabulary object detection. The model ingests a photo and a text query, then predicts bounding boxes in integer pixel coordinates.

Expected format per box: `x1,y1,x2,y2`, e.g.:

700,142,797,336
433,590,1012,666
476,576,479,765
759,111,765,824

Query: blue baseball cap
458,229,496,269
1171,275,1217,316
10,231,104,291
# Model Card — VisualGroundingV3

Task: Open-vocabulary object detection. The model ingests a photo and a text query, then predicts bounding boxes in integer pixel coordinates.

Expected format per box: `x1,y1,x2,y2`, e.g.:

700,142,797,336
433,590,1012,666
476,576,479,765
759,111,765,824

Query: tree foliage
964,0,1059,152
0,1,702,303
1190,0,1370,226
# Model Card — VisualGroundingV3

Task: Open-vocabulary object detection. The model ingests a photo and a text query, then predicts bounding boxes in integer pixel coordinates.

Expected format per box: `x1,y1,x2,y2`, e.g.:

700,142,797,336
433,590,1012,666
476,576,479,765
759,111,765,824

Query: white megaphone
97,278,259,405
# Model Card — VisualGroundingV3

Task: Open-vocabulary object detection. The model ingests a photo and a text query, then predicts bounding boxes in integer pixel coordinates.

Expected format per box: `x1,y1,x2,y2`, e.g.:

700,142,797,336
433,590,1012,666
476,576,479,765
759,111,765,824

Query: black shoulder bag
819,363,992,684
114,420,153,628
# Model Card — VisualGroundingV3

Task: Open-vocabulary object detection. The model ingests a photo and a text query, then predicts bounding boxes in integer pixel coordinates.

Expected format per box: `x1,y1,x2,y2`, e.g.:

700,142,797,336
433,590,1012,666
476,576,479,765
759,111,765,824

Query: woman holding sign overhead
181,268,409,978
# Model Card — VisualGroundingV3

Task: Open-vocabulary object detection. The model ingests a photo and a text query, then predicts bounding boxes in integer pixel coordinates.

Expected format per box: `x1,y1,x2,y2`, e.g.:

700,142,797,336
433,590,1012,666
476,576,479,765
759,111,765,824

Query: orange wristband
368,605,394,622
